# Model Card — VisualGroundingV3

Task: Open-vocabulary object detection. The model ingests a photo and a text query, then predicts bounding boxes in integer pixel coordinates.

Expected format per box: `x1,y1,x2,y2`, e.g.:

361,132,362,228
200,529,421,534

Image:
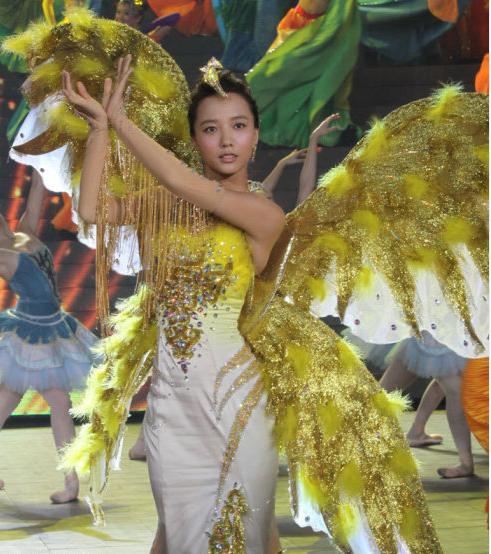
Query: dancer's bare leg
436,374,474,478
379,354,418,393
41,388,79,503
129,421,147,461
150,523,167,554
406,379,445,447
0,385,23,489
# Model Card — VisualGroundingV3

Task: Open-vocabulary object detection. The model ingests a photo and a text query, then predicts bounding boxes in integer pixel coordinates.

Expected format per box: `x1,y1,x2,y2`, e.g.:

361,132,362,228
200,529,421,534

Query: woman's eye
204,127,216,134
234,122,246,129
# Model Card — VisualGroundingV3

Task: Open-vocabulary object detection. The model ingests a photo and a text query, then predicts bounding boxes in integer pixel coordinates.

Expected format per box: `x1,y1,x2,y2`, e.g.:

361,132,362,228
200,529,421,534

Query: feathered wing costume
5,9,488,552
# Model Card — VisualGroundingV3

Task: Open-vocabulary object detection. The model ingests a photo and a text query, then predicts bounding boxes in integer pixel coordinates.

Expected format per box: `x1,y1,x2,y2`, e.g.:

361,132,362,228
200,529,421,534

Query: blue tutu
387,332,467,378
0,247,97,394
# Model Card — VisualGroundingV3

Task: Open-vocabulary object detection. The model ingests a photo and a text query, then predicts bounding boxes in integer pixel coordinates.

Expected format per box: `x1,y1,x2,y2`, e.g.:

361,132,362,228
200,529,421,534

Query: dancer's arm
17,170,46,236
62,59,284,246
297,113,340,205
61,76,119,224
262,149,307,197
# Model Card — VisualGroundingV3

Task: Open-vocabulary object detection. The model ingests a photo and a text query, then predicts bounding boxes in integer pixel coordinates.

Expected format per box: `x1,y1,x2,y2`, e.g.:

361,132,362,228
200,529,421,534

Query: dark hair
188,70,259,136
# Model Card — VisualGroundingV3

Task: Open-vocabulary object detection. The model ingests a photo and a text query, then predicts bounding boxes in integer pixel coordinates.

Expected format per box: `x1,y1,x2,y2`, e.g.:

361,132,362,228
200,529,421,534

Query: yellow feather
426,83,463,121
1,31,33,58
318,401,342,440
354,266,374,293
97,18,119,42
46,102,89,139
64,6,96,28
388,447,418,479
3,18,52,58
72,57,107,78
277,405,298,447
352,210,380,237
336,339,360,371
333,503,359,545
299,467,330,507
443,216,475,244
31,59,63,85
474,143,489,166
319,165,356,196
60,423,105,476
336,461,364,498
307,276,328,302
407,246,439,270
286,343,310,379
314,232,348,260
373,389,411,419
358,119,388,162
132,65,177,101
403,174,430,199
399,507,421,542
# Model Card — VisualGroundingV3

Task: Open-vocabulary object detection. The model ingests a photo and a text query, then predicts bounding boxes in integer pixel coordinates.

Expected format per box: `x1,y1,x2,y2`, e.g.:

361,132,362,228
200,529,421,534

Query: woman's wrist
88,126,109,141
109,112,129,134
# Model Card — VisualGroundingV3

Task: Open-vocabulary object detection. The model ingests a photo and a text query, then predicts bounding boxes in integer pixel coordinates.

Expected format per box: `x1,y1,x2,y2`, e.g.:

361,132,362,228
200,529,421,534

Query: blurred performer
0,174,97,503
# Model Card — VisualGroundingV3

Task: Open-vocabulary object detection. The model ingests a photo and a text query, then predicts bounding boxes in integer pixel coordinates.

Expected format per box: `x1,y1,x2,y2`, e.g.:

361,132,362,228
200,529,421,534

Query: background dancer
0,172,97,503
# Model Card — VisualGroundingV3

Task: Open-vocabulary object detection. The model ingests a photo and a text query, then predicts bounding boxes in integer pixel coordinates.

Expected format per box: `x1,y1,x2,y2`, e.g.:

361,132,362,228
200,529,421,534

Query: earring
251,144,257,162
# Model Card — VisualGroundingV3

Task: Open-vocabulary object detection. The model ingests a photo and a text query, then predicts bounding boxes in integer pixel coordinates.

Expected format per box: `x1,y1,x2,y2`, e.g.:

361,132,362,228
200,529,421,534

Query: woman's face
193,93,258,179
115,2,141,28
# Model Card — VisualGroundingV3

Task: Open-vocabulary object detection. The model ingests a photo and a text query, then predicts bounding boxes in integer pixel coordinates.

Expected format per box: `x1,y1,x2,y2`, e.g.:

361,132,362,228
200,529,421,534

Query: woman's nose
220,130,233,147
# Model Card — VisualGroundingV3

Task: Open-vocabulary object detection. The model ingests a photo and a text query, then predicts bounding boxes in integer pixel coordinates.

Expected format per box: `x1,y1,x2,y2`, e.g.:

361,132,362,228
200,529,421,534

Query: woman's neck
204,167,250,193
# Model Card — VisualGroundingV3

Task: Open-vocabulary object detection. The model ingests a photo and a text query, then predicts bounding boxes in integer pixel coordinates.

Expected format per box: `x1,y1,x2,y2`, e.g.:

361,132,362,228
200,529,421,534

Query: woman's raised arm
62,72,121,224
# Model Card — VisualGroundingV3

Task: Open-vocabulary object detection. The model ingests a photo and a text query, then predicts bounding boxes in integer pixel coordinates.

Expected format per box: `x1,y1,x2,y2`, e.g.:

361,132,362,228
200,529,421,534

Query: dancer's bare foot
407,433,443,448
129,442,146,461
437,464,474,479
50,472,79,504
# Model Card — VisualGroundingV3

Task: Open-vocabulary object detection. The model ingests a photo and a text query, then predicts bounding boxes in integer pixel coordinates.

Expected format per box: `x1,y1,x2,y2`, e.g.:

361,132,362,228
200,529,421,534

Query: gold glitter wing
250,88,488,357
235,88,488,552
240,296,442,553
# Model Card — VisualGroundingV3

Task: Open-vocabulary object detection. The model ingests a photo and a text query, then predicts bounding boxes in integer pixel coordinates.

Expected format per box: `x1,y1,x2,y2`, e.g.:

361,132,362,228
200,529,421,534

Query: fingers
61,70,75,99
101,77,113,109
114,54,133,98
76,80,90,99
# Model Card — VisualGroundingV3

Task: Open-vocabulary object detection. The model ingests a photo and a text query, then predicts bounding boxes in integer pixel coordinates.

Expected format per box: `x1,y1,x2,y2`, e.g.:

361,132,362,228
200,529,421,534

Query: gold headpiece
199,57,227,97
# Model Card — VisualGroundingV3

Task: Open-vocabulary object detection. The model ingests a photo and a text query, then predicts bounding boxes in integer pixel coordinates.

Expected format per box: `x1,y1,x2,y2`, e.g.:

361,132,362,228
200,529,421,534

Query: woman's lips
219,153,237,163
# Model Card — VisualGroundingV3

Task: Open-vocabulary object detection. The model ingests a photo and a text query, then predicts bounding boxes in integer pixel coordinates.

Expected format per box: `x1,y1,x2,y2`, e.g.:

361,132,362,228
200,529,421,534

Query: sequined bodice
158,223,254,373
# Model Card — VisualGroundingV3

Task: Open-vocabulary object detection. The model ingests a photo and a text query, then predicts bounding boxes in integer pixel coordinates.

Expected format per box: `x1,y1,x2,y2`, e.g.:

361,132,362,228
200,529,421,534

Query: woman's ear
253,127,259,146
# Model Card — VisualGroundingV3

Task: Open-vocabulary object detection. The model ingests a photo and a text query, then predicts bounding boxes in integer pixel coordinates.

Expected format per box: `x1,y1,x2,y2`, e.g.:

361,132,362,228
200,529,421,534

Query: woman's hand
104,54,133,129
62,54,133,131
278,148,308,167
311,113,341,142
61,70,111,131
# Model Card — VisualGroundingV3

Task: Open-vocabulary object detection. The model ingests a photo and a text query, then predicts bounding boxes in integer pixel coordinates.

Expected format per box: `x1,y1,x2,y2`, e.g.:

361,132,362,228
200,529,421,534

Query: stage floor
0,411,488,553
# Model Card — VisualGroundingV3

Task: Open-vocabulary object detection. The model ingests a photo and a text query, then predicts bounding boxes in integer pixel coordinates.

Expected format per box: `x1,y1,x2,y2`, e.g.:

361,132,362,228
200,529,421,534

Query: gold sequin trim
213,344,254,408
208,486,247,554
217,362,260,419
215,378,264,507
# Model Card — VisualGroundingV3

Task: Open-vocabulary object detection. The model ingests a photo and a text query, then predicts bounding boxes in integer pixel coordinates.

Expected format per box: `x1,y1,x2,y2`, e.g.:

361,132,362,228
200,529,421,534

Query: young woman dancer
0,172,97,503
